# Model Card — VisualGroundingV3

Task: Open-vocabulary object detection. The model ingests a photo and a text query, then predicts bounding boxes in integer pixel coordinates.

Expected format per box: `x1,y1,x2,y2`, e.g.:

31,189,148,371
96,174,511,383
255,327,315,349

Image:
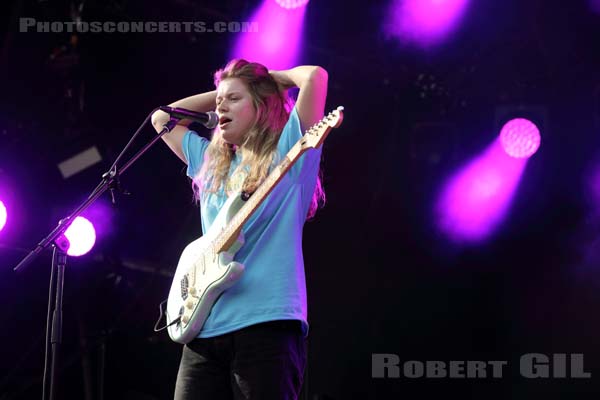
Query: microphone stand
12,113,181,400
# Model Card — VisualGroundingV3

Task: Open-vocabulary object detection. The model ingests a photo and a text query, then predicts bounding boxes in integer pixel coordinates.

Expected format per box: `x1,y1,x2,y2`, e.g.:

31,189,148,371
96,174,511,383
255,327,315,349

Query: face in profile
216,78,257,146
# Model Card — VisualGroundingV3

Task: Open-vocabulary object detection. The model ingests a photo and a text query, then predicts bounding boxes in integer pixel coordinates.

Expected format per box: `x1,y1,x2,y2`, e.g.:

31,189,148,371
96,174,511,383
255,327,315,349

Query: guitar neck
211,106,344,253
213,140,307,253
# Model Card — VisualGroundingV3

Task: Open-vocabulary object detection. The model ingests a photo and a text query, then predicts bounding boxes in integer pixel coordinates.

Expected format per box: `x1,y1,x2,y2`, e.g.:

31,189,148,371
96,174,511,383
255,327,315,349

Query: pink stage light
231,0,306,70
499,118,541,159
64,216,96,257
436,140,527,243
385,0,470,47
0,201,6,232
275,0,309,9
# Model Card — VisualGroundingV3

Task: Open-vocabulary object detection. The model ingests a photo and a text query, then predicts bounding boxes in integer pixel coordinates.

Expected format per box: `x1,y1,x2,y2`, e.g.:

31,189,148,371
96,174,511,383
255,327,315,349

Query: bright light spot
385,0,470,47
275,0,309,9
232,0,306,70
64,216,96,257
0,201,6,232
499,118,541,159
436,140,527,243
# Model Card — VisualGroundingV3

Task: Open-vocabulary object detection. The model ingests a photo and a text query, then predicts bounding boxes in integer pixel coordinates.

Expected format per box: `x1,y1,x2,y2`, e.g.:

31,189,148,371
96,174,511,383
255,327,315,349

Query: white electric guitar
165,106,344,344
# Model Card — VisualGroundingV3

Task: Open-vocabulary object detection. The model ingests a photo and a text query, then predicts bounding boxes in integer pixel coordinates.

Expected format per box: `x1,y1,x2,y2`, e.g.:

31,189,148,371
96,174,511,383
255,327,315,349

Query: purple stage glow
275,0,309,9
590,0,600,14
231,0,305,70
585,160,600,219
0,201,6,232
385,0,470,47
64,216,96,257
499,118,541,159
436,140,527,243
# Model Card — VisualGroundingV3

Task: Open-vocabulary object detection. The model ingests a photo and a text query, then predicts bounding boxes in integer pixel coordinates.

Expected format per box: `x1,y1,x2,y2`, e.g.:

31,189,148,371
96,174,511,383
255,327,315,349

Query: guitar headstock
302,106,344,150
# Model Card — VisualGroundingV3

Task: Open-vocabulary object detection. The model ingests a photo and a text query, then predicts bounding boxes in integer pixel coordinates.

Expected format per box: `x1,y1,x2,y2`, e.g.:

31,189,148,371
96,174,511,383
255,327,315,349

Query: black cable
153,299,181,332
107,107,161,176
87,107,160,202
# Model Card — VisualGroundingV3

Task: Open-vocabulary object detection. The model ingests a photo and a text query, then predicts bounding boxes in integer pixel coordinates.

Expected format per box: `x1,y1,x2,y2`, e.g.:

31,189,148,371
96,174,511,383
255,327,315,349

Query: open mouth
219,116,232,128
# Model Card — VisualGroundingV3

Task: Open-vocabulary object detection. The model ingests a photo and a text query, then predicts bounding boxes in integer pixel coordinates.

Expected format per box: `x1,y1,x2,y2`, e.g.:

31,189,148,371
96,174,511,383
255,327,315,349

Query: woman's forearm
271,65,328,131
270,66,328,90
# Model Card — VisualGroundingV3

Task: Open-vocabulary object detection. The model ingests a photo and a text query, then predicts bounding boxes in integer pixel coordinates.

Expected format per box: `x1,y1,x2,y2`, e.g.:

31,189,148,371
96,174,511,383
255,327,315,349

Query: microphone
159,106,218,129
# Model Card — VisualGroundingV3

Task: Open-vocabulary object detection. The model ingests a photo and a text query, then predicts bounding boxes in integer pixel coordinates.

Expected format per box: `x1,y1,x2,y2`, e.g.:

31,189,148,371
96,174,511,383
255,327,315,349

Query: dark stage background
2,0,600,398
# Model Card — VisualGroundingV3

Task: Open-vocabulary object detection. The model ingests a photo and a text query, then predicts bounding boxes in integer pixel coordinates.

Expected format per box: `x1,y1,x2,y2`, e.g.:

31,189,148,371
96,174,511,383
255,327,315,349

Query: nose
217,101,228,114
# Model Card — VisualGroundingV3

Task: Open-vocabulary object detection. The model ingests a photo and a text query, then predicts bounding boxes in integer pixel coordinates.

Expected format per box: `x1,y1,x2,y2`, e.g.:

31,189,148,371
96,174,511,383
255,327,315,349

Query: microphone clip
102,168,131,205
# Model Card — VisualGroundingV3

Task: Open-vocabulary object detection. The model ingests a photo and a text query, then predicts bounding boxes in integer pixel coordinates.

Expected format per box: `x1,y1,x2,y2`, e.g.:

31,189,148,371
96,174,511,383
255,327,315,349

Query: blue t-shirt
181,107,321,338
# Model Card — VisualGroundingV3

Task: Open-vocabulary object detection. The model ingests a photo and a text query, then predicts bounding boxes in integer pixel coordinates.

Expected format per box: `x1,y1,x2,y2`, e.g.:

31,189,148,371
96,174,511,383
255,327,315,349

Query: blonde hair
193,59,325,220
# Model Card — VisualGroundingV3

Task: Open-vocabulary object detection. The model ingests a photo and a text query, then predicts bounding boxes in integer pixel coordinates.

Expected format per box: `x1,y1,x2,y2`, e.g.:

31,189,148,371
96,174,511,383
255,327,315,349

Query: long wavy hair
193,59,325,220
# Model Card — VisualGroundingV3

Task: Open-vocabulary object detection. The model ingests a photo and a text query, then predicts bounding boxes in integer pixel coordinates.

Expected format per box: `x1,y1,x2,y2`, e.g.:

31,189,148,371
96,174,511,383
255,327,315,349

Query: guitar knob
189,287,197,296
185,299,195,309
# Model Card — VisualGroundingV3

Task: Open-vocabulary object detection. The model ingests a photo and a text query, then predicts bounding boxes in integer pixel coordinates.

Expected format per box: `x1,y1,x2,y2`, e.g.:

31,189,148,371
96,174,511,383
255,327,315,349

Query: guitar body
166,193,246,344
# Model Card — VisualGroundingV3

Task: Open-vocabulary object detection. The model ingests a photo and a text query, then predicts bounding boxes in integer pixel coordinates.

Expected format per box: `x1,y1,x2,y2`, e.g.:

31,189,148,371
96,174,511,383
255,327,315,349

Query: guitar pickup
180,274,189,300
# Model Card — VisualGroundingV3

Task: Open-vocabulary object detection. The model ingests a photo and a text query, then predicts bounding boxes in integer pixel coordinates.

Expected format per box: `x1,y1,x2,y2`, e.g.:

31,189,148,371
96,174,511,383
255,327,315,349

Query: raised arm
270,66,328,132
151,90,217,164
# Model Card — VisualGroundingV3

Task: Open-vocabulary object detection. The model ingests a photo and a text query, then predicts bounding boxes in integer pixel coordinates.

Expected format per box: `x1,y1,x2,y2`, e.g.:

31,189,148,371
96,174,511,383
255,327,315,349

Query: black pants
174,320,306,400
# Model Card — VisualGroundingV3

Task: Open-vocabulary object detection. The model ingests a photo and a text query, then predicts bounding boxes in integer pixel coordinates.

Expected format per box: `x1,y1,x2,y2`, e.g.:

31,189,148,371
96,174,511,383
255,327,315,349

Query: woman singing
151,59,328,399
